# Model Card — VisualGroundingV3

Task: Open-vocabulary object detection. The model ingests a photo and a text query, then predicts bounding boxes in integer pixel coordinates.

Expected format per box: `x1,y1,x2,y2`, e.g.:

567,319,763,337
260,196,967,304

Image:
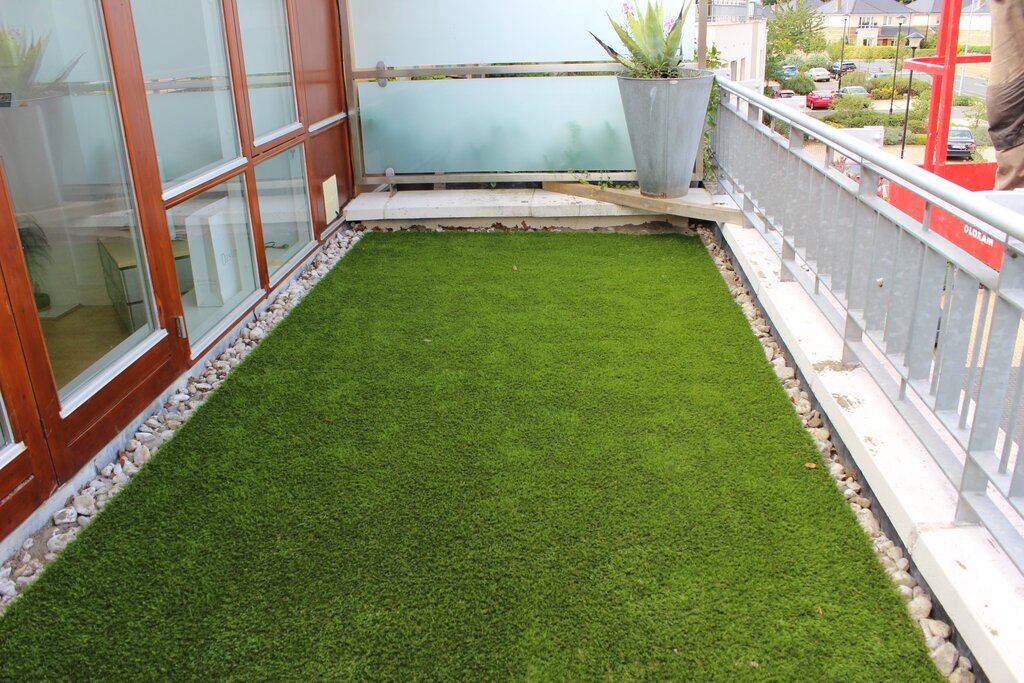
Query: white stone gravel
0,228,363,617
698,227,976,683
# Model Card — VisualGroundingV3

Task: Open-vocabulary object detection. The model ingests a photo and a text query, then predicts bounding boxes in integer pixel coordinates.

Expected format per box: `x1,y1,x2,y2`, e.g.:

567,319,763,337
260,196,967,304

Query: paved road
847,60,988,97
954,75,988,98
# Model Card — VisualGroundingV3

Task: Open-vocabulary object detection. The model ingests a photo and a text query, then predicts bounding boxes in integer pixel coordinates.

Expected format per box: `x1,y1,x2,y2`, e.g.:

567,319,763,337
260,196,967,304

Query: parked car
829,61,857,76
772,89,797,99
837,86,871,98
806,90,835,109
946,127,977,160
775,64,799,80
807,67,831,82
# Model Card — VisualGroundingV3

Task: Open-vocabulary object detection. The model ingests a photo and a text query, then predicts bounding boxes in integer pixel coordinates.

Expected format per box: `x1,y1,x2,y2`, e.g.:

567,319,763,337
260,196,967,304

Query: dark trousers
988,0,1024,189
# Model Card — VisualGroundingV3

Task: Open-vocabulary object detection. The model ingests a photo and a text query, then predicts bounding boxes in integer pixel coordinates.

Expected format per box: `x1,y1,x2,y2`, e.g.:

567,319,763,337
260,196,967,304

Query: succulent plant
590,1,692,79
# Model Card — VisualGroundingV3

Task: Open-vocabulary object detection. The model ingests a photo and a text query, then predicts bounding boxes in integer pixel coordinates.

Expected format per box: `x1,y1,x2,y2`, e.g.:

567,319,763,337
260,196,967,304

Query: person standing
988,0,1024,190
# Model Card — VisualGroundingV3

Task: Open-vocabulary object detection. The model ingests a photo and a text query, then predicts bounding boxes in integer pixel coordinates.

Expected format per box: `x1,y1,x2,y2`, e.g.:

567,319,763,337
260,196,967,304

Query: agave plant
0,27,81,101
590,1,692,79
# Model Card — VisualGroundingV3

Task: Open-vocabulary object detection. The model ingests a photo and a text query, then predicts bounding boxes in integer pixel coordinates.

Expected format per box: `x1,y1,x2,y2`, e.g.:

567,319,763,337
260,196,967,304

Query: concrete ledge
721,221,1024,683
344,189,657,223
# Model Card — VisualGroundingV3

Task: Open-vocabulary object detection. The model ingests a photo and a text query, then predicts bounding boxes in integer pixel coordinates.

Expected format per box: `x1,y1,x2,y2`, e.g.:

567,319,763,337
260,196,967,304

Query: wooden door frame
0,0,190,484
0,166,57,539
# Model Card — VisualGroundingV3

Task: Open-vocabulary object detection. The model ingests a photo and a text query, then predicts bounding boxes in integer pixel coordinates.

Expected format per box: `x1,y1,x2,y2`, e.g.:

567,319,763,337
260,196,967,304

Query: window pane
254,145,313,277
237,0,298,142
0,394,12,447
132,0,241,188
0,0,159,400
167,177,259,343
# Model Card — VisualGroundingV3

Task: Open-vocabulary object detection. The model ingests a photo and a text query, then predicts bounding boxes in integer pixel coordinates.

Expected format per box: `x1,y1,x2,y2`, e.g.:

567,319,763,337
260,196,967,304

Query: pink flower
664,19,677,32
623,2,635,16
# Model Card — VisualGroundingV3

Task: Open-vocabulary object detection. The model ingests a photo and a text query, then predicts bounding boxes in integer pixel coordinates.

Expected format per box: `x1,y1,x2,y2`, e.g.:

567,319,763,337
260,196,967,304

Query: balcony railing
711,77,1024,572
708,0,761,23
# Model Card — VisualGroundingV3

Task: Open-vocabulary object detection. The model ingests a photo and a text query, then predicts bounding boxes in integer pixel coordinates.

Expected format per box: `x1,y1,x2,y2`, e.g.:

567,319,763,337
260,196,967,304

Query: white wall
707,19,769,83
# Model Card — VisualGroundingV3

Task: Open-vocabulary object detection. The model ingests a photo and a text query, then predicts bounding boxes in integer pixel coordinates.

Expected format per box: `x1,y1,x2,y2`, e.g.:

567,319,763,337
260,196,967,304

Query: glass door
0,252,57,540
0,0,186,483
0,0,164,408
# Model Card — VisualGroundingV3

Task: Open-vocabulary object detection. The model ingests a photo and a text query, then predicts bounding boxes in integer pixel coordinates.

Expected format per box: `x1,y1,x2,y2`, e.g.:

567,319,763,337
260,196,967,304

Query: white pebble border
699,228,977,683
0,228,364,617
0,222,980,681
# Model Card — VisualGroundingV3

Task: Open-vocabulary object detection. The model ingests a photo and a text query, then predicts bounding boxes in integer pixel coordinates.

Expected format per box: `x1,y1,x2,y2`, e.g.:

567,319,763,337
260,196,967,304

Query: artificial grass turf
0,233,940,682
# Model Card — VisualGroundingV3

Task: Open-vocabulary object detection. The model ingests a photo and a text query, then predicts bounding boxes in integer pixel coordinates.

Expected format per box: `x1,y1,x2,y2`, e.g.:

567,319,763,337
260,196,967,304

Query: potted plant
16,215,52,311
591,1,714,198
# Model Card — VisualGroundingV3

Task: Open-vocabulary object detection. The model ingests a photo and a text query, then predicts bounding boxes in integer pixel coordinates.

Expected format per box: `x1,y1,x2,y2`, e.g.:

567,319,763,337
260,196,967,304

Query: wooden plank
542,182,743,225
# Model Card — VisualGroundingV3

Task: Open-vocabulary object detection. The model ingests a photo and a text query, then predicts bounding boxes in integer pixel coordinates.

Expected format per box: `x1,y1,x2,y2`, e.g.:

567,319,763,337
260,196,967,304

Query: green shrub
804,53,832,69
871,85,895,101
884,126,905,145
952,95,974,106
823,104,901,129
973,127,992,147
867,76,930,100
833,93,874,111
840,71,868,87
780,73,815,95
781,54,807,71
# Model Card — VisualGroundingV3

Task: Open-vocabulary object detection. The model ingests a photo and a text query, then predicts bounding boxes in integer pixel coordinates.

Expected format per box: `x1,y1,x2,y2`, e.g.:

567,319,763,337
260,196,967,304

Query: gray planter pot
618,70,715,199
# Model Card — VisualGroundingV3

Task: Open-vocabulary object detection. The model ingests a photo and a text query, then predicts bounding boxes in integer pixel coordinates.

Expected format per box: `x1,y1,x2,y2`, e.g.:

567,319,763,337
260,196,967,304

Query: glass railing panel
349,0,694,68
358,76,634,174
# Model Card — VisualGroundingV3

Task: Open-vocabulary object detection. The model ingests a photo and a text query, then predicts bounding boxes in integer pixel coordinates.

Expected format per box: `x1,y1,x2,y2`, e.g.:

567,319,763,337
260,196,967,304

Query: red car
806,90,835,110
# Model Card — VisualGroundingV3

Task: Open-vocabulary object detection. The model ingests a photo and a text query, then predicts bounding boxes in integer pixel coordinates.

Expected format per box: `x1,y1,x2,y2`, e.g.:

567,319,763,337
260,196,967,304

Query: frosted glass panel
359,77,634,174
237,0,298,141
132,0,241,188
350,0,694,68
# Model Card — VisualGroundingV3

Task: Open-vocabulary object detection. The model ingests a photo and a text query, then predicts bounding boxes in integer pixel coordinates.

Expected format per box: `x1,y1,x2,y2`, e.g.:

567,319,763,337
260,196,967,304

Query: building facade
707,0,769,82
906,0,992,46
817,0,922,46
0,0,352,539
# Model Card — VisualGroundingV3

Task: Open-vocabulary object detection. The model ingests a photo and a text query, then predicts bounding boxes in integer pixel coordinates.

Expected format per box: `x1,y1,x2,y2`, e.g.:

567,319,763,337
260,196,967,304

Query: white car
807,67,831,82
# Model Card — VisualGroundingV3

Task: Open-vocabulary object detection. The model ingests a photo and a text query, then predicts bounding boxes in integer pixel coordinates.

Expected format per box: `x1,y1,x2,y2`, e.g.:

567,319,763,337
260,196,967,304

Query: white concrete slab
722,221,1024,683
344,189,651,224
383,190,536,220
914,526,1024,683
342,192,390,222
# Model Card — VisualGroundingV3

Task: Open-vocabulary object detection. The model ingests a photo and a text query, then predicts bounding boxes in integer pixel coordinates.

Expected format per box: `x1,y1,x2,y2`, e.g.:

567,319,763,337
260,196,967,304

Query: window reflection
237,0,299,142
254,145,313,278
166,177,259,344
0,1,158,400
132,0,241,189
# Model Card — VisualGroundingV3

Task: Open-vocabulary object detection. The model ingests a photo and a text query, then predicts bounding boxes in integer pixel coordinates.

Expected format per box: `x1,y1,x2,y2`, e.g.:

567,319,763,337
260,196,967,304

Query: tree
767,0,827,60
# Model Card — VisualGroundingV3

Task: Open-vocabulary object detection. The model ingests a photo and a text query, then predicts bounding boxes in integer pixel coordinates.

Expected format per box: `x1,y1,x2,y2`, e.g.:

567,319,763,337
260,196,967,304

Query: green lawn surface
0,233,939,681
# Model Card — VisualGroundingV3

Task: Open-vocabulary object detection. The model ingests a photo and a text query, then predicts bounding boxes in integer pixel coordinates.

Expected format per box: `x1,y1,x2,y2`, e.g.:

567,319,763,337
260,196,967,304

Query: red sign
889,162,1002,270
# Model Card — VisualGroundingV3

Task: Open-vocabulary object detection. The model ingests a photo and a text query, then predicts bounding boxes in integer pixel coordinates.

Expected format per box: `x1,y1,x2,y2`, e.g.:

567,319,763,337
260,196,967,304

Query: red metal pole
923,0,963,172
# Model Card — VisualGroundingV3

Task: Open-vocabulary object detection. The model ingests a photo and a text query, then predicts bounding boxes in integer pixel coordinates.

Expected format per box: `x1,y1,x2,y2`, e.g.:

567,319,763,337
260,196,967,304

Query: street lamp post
900,32,925,159
838,14,849,89
888,15,907,115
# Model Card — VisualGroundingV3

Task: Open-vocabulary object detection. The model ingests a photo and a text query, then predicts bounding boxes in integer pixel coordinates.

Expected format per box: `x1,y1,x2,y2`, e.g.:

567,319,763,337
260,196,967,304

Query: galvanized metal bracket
386,168,397,197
